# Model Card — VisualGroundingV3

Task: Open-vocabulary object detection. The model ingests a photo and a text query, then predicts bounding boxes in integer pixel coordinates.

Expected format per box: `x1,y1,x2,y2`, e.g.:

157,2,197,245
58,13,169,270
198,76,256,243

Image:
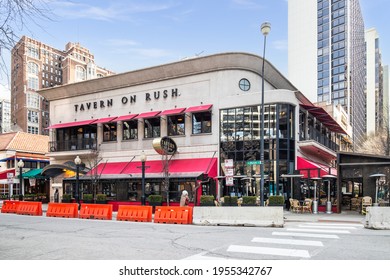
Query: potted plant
96,194,107,204
82,194,94,203
200,195,215,206
268,195,285,207
147,195,163,206
62,193,72,203
242,196,257,206
223,196,238,206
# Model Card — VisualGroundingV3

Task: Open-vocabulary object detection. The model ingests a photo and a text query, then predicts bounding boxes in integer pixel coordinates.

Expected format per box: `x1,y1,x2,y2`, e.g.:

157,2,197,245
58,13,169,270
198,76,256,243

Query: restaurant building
38,52,346,208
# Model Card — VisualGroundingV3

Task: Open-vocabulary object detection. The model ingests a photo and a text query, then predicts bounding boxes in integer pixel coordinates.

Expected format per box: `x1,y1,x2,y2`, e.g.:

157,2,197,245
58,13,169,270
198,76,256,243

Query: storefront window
103,122,117,142
123,120,138,140
192,111,211,134
144,117,160,138
168,114,185,136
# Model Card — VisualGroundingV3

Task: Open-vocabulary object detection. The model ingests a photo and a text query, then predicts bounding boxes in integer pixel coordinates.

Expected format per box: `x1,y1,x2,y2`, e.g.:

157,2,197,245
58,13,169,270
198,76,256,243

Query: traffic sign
246,160,262,165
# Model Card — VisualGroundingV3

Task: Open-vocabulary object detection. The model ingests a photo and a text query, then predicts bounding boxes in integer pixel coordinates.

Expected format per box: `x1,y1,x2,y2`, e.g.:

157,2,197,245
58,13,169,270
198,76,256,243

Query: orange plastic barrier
79,204,112,220
16,201,42,216
154,206,193,224
1,200,20,214
46,203,78,218
117,205,152,222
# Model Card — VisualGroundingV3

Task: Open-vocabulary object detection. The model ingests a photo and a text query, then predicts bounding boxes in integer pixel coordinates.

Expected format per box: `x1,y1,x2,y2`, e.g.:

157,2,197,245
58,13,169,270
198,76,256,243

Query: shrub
147,195,163,203
62,194,72,201
96,194,107,201
268,195,284,206
200,195,215,205
223,196,238,206
83,194,93,201
242,196,257,205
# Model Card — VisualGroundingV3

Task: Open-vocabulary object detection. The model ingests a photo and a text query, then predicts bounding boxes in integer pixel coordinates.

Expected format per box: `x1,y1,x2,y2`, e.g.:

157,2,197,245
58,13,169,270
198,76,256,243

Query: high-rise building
10,36,115,135
365,28,385,135
0,99,11,133
383,65,389,131
288,0,366,149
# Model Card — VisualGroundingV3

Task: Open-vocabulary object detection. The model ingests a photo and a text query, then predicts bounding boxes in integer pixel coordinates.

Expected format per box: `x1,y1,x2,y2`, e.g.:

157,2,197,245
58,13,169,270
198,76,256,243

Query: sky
1,0,390,100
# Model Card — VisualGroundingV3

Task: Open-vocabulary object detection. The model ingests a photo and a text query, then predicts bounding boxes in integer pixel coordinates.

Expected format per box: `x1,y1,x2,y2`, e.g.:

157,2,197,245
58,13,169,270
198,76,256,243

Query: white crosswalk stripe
227,245,310,258
287,228,350,234
273,231,339,239
252,237,323,246
305,222,363,227
299,225,357,230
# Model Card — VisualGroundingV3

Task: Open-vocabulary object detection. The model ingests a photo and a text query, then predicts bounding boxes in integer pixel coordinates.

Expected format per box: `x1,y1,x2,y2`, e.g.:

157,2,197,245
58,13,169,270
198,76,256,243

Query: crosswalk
183,222,363,260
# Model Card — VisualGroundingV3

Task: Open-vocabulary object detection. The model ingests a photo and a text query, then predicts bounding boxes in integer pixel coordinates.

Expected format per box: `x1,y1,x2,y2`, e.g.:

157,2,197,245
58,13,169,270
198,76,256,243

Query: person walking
180,190,189,206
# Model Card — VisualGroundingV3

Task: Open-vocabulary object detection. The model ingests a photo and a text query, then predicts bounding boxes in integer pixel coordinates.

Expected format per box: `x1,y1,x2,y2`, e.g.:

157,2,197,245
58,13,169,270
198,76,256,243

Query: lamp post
260,21,271,207
140,151,147,205
74,156,81,208
17,159,24,201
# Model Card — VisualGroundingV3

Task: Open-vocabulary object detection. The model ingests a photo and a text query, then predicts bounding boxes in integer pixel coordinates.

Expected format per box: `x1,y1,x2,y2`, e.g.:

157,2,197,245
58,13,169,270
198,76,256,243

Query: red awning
47,119,95,129
300,104,347,134
134,111,161,119
185,104,213,113
297,156,337,178
87,158,217,179
0,169,15,180
159,108,186,116
115,114,138,122
92,117,117,124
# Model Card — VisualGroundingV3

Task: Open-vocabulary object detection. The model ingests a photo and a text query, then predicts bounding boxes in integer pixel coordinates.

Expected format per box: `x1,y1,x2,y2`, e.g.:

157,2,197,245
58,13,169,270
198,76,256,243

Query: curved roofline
38,52,297,101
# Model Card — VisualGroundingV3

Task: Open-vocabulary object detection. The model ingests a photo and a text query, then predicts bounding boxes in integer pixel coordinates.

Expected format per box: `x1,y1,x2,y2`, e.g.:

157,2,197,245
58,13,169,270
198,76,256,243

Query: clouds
50,0,173,22
231,0,264,10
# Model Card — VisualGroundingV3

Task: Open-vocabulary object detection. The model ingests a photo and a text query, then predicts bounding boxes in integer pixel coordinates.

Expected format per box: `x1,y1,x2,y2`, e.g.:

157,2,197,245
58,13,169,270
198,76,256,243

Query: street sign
225,159,234,168
7,173,14,184
226,176,234,186
246,160,262,165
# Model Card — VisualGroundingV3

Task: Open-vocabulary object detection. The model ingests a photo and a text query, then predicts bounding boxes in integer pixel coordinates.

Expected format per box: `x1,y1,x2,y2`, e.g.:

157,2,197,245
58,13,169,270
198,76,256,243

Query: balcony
49,139,97,152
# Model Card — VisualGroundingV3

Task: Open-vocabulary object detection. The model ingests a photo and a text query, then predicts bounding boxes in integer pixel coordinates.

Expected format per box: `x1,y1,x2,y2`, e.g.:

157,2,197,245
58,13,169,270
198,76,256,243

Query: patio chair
291,199,302,213
302,199,312,213
361,196,372,215
289,198,294,211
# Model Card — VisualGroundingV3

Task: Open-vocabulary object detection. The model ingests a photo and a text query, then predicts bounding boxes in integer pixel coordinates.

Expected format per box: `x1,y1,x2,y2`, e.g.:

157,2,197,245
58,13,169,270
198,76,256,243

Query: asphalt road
1,213,390,260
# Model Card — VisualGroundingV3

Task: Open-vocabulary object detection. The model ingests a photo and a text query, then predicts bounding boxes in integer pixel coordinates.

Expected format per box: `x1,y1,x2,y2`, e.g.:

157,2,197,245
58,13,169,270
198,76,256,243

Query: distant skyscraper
288,0,366,149
365,28,386,135
0,99,11,133
10,36,115,135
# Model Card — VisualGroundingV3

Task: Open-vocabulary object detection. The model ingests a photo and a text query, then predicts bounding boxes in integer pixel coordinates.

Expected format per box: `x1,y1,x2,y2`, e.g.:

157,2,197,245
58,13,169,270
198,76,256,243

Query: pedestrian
54,189,59,203
180,190,189,206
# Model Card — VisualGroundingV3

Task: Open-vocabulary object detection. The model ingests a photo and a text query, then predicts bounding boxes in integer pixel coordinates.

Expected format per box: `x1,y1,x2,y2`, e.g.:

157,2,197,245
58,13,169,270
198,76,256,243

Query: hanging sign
152,136,177,155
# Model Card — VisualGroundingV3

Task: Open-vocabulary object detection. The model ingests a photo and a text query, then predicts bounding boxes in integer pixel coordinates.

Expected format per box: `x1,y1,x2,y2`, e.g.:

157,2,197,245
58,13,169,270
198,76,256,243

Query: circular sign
152,136,177,155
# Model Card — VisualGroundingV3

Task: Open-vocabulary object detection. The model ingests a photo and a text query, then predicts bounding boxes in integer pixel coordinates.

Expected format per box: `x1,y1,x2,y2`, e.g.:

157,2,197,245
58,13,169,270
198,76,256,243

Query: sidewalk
283,209,366,224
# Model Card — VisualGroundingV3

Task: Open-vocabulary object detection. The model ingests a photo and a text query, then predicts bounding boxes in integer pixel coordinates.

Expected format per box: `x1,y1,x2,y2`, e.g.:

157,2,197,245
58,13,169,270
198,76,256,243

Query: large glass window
27,110,38,123
168,114,185,136
27,62,39,75
76,66,86,81
123,120,138,140
103,122,117,142
192,111,211,134
144,117,160,138
27,77,39,90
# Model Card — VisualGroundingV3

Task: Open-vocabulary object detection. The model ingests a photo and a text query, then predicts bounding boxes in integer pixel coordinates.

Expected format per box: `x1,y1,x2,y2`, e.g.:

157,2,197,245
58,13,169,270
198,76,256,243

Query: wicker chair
302,199,312,213
361,196,372,215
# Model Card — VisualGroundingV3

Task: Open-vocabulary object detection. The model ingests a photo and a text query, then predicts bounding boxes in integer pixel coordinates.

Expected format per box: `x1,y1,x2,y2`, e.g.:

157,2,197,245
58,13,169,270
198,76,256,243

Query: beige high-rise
11,36,114,135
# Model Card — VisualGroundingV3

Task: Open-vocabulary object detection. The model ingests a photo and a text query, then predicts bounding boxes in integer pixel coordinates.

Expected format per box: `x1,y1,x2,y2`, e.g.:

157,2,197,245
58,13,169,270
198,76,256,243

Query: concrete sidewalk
283,209,366,224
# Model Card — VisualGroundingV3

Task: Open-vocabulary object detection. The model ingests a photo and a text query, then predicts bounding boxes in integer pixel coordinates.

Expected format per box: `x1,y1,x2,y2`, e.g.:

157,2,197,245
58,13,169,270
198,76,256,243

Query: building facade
0,99,11,133
288,0,366,149
10,36,115,135
38,53,345,209
0,132,50,200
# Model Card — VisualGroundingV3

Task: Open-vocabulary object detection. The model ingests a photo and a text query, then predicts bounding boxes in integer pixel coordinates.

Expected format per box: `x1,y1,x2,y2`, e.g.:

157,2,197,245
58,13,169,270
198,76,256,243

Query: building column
117,121,123,150
97,123,103,146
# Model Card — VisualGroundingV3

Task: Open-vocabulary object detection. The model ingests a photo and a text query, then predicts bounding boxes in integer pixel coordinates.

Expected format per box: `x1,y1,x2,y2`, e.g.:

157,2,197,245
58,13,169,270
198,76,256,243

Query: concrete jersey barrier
192,206,284,227
365,206,390,229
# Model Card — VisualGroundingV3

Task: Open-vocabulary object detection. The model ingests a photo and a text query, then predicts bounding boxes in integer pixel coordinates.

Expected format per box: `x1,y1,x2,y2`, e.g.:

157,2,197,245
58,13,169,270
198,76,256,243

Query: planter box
200,202,215,206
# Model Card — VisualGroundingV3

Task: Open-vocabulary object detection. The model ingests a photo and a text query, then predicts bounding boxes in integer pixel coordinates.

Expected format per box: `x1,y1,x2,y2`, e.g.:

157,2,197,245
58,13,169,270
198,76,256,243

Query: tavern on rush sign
74,88,179,112
152,137,177,155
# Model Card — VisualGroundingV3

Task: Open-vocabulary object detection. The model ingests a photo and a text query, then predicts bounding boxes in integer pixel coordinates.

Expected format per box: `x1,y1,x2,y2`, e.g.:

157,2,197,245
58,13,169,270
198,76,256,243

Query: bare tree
83,149,104,200
357,128,390,156
0,0,51,81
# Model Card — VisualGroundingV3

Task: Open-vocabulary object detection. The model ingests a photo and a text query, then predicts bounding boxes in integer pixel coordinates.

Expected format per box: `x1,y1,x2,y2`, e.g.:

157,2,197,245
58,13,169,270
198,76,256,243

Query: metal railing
49,139,97,152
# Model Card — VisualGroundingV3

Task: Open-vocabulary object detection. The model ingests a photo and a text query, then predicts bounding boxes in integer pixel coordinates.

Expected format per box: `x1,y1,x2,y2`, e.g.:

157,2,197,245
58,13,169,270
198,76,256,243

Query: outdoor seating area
289,198,314,213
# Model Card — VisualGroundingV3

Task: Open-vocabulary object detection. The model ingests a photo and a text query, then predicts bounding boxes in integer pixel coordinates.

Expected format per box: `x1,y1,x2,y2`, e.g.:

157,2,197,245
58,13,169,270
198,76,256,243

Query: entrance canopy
86,158,217,179
22,168,49,179
297,156,337,178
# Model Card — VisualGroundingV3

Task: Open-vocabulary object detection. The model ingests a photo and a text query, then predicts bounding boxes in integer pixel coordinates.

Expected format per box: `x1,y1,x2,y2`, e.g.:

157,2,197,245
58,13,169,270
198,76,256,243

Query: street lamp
260,21,271,207
17,159,24,200
74,156,81,208
140,151,147,205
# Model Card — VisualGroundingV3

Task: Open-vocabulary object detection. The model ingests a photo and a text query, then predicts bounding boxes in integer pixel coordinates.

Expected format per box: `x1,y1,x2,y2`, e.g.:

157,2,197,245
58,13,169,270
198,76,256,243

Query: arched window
76,66,86,81
27,62,39,75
